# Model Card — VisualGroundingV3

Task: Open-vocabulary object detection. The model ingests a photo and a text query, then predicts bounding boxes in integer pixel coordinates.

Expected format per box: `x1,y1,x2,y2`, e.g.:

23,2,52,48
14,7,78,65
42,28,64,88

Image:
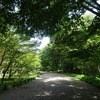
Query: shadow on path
0,72,100,100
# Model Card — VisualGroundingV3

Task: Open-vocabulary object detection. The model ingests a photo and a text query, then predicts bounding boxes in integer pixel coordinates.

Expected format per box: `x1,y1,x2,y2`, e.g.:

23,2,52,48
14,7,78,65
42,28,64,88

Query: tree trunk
1,61,12,83
0,51,6,66
8,68,12,80
1,72,6,83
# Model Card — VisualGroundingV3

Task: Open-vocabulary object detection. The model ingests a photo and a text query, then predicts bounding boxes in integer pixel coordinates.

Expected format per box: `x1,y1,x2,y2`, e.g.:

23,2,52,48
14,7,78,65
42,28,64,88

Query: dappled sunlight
74,86,85,90
37,77,42,80
69,85,75,88
0,72,100,100
43,91,52,96
64,77,77,81
77,87,84,89
71,87,100,100
43,75,79,82
51,84,55,87
35,91,52,96
36,73,100,100
31,73,100,100
44,77,64,82
92,96,98,99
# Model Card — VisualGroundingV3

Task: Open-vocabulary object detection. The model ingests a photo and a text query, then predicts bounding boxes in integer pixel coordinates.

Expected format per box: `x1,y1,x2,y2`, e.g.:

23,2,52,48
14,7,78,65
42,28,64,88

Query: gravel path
0,72,100,100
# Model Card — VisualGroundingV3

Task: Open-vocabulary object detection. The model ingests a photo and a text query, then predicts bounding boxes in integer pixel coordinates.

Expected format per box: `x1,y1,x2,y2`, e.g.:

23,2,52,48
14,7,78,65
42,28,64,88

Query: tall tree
0,29,40,83
0,0,100,36
40,13,100,75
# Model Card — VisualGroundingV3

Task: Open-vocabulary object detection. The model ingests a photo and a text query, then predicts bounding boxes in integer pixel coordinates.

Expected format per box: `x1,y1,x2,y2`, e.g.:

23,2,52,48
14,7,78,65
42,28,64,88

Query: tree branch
91,0,100,8
82,4,100,17
84,0,100,10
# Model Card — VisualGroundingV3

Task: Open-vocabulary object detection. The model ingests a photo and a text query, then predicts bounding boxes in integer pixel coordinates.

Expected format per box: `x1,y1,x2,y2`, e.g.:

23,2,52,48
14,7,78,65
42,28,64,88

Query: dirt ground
0,72,100,100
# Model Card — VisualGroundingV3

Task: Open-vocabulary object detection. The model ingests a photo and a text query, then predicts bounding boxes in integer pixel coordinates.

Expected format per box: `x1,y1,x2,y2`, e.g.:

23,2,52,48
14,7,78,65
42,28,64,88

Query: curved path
0,72,100,100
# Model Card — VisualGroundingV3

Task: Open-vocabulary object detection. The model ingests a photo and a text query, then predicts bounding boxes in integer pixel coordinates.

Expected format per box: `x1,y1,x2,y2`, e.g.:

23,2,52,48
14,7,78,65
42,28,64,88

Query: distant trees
40,13,100,76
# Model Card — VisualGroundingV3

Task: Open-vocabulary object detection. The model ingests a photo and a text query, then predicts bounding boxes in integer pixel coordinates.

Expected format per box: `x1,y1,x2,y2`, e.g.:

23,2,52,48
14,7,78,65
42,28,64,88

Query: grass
63,73,100,88
0,71,42,93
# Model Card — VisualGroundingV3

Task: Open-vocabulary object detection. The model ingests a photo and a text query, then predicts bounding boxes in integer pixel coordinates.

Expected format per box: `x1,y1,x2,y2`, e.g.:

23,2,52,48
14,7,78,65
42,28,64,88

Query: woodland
0,0,100,86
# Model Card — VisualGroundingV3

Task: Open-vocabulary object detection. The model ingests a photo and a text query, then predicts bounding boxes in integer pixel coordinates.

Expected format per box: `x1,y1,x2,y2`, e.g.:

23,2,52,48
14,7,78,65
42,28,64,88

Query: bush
63,73,100,88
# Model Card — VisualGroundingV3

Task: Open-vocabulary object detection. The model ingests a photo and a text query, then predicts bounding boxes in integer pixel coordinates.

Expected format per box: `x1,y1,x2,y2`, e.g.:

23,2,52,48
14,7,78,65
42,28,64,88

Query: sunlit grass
62,73,100,88
0,71,42,93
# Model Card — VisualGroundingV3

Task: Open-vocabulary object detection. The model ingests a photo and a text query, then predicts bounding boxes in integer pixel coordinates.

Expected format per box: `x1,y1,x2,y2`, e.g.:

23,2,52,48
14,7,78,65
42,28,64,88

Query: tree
0,29,40,83
40,13,100,76
0,0,100,37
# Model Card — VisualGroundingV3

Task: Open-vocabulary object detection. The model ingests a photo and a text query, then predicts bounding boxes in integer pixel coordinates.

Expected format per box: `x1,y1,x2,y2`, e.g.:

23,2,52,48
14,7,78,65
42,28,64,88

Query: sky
37,37,50,49
30,37,50,49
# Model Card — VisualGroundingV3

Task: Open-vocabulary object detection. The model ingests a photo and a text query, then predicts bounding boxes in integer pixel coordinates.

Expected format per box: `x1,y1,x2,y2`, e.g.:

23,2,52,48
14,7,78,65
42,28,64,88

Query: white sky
30,37,50,49
37,37,50,49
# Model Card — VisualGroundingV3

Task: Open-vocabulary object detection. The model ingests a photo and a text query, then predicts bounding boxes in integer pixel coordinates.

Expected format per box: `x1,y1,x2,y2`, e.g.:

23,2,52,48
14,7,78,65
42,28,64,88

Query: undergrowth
0,71,42,93
63,73,100,88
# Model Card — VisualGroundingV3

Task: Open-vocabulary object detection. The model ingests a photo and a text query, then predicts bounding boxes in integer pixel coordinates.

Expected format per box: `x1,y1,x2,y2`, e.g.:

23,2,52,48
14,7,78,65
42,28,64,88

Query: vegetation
63,73,100,88
0,0,100,89
0,71,41,93
0,0,100,36
0,28,41,83
40,13,100,87
40,13,100,74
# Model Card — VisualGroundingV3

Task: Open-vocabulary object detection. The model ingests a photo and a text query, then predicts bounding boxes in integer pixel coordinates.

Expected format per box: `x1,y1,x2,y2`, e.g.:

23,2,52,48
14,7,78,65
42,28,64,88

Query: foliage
40,13,100,77
0,71,41,93
0,29,41,83
0,0,100,36
1,0,100,87
63,73,100,88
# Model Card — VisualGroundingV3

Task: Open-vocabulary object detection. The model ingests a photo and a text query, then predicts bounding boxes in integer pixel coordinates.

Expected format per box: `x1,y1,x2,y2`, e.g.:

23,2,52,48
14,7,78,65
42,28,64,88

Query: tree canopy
0,0,100,79
40,13,100,76
0,0,100,37
0,28,41,83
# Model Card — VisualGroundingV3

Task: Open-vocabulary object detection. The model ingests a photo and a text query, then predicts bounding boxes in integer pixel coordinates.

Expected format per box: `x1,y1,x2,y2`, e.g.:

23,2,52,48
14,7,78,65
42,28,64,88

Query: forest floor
0,72,100,100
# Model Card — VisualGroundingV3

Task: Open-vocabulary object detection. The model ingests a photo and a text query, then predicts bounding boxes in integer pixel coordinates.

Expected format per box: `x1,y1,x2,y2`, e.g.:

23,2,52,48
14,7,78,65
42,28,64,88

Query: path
0,72,100,100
